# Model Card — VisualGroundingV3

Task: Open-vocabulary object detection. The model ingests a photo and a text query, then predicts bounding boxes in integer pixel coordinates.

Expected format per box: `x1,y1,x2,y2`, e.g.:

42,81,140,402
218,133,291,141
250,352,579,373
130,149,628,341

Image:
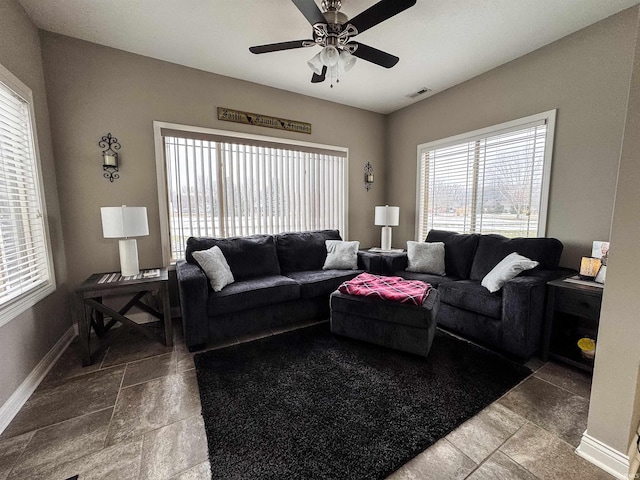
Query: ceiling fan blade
311,65,327,83
249,40,315,54
292,0,326,26
350,42,399,68
348,0,416,35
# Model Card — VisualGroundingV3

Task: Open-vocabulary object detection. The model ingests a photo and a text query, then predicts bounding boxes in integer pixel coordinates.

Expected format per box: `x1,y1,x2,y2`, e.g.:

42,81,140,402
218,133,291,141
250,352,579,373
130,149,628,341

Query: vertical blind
0,80,51,310
163,133,346,261
417,118,550,240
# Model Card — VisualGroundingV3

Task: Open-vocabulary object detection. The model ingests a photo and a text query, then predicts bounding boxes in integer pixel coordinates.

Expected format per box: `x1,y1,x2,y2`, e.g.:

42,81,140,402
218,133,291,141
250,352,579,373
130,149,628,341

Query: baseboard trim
0,325,76,435
576,430,629,479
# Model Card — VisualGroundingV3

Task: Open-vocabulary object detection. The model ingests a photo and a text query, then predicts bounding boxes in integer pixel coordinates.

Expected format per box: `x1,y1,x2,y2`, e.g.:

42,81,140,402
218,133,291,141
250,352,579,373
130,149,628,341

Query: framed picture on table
592,241,609,283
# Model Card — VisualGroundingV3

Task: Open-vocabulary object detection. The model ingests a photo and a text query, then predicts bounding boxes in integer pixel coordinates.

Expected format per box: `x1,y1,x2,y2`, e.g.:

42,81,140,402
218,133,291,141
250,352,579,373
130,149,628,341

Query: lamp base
119,238,140,277
380,226,392,251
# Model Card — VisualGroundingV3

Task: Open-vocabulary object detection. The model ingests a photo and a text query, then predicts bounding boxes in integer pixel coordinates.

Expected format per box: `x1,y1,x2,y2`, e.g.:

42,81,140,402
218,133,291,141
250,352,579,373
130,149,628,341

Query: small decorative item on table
579,257,601,280
577,337,596,360
592,240,610,284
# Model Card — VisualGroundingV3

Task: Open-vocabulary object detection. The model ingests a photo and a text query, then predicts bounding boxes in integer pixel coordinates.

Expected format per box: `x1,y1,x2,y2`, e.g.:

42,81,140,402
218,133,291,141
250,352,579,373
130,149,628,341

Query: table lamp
101,206,149,276
375,205,400,251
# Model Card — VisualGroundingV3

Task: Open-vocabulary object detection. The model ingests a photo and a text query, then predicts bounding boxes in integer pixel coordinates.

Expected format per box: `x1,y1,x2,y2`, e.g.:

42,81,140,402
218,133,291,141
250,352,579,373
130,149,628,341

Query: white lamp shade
320,46,339,67
101,206,149,238
374,205,400,226
307,53,324,75
338,50,357,74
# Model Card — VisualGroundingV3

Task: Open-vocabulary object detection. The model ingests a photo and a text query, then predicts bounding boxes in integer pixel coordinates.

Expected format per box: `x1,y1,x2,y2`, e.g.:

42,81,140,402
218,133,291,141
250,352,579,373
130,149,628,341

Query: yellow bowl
578,337,596,359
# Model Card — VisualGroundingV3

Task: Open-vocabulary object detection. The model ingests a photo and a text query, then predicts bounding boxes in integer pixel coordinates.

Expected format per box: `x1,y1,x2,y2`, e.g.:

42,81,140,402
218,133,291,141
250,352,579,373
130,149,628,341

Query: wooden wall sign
217,107,311,134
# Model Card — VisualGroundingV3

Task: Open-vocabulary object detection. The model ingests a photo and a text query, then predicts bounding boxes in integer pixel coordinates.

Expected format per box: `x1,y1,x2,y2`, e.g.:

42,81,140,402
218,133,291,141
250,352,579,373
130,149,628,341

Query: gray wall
39,32,386,289
0,0,70,407
587,8,640,454
385,7,638,268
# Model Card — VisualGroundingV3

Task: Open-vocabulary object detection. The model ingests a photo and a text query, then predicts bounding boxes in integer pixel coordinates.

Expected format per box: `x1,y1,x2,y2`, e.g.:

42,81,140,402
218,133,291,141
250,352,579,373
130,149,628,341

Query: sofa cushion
286,269,363,299
438,280,502,319
469,234,563,281
481,252,539,293
207,275,300,317
425,230,480,279
406,241,446,275
323,240,360,270
393,271,459,288
191,245,234,292
186,235,280,281
275,230,342,273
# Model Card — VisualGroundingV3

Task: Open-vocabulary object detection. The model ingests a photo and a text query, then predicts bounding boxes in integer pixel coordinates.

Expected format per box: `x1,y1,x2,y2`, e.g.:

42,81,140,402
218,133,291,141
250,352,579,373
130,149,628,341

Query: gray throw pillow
323,240,360,270
192,245,235,292
481,252,539,293
406,241,446,275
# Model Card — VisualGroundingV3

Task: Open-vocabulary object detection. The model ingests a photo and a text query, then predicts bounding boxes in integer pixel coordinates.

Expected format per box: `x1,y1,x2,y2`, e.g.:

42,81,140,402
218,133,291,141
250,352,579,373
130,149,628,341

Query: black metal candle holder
99,133,120,182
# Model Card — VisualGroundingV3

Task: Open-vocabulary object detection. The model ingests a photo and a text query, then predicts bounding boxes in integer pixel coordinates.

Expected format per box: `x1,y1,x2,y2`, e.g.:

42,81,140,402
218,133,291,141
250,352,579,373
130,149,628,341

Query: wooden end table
72,268,173,366
542,276,603,372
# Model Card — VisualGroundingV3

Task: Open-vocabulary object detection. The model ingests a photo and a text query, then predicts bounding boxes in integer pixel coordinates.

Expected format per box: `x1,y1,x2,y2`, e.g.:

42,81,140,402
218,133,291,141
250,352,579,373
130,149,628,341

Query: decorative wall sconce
364,162,374,191
99,133,120,182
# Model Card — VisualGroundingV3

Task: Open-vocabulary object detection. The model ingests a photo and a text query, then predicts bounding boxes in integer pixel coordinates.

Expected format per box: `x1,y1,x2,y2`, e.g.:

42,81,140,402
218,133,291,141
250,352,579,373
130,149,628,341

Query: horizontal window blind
417,113,554,240
0,77,53,315
163,134,346,262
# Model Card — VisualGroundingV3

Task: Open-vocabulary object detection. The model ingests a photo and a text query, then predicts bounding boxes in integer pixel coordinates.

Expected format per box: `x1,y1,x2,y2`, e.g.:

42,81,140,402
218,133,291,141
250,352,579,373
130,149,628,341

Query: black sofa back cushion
426,230,480,279
275,230,342,273
185,235,281,281
469,234,563,281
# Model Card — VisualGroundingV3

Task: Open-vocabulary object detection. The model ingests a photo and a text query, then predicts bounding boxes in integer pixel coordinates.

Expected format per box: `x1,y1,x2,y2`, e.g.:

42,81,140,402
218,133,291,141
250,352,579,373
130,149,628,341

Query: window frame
153,121,349,266
414,110,556,240
0,62,56,327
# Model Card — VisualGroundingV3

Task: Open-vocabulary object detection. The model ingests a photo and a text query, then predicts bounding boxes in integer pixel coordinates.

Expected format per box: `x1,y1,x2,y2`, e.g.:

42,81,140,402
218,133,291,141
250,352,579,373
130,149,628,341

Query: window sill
0,281,57,328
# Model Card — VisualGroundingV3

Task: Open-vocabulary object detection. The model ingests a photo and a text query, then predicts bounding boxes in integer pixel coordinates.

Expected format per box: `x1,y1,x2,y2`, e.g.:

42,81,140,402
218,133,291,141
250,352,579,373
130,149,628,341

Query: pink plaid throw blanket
338,272,432,306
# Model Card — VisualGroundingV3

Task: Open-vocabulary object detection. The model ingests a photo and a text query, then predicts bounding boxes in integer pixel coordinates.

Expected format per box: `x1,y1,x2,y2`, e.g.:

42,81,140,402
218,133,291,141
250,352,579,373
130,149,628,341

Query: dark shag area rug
194,323,531,479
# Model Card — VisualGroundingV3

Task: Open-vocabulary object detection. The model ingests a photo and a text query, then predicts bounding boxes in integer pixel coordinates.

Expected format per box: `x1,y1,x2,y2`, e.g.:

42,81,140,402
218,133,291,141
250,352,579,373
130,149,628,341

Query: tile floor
0,319,611,480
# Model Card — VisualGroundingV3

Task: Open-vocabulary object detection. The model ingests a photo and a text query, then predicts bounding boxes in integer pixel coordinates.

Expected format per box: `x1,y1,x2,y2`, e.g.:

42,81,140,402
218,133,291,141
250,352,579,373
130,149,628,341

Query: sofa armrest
176,260,209,349
501,270,565,358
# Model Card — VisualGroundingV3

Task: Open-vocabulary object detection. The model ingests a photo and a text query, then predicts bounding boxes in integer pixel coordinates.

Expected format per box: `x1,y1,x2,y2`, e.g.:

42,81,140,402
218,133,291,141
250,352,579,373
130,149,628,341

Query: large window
0,62,55,326
154,123,348,263
416,110,556,240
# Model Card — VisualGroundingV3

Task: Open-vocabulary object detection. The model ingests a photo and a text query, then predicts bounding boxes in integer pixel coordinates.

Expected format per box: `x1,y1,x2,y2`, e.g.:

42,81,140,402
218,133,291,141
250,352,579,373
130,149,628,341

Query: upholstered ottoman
330,287,440,357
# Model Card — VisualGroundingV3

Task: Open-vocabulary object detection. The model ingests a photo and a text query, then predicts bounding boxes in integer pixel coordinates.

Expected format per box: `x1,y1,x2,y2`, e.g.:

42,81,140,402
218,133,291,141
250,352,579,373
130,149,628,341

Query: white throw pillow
192,245,235,292
323,240,360,270
481,252,539,293
406,241,446,275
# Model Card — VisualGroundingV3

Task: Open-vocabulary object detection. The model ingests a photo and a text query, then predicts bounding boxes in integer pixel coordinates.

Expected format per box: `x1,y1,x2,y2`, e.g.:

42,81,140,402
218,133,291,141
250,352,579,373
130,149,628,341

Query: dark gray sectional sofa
177,226,565,360
176,229,363,351
387,230,565,359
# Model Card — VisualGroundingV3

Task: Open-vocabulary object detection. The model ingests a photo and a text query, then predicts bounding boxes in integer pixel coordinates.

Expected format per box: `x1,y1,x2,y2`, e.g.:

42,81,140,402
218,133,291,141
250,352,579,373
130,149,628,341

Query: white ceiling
18,0,640,114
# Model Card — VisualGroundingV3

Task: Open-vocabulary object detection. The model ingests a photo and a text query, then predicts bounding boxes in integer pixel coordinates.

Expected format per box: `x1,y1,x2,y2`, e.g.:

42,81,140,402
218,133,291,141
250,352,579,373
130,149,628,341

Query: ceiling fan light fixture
338,50,356,74
320,45,339,67
307,52,324,75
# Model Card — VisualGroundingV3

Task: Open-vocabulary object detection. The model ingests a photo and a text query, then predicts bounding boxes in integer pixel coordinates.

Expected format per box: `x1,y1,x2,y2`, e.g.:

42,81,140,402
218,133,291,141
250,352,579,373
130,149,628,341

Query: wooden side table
542,277,603,372
72,268,173,366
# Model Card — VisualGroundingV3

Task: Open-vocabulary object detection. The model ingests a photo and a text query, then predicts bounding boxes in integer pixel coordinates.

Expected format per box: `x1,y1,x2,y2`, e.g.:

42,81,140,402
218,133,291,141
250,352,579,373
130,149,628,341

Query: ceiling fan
249,0,417,86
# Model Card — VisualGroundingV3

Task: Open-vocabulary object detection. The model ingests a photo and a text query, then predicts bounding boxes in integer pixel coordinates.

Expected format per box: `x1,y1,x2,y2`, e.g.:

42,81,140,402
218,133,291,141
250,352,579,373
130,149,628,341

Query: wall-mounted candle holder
99,133,120,182
364,162,374,191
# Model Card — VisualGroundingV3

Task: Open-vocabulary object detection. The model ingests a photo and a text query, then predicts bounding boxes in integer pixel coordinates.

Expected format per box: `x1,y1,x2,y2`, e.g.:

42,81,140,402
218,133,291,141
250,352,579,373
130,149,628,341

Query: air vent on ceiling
407,87,432,99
